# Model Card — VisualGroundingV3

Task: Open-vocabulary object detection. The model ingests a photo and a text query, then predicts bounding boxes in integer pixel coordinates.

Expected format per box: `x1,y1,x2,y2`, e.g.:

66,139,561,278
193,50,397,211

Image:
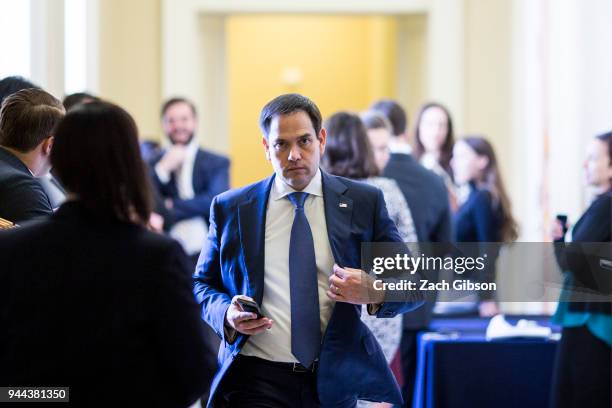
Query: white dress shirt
155,138,208,255
388,140,412,155
240,169,336,362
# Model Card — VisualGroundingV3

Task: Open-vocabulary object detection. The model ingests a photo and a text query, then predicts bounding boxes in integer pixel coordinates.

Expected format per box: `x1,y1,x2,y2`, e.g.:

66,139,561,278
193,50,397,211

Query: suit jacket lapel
321,171,353,267
192,149,204,193
238,175,274,304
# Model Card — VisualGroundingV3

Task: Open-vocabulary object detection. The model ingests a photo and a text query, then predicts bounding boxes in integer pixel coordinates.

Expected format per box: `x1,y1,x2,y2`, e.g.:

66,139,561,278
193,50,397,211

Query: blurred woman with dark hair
322,111,417,408
549,131,611,408
449,136,518,316
0,102,211,407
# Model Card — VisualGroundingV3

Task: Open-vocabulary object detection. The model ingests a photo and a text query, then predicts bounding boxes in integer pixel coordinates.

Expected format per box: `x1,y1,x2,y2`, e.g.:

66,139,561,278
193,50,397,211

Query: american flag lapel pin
339,202,348,208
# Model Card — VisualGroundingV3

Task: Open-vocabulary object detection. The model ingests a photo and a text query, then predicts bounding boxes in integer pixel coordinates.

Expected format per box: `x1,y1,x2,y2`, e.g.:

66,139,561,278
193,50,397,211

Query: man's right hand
225,295,273,336
157,144,188,173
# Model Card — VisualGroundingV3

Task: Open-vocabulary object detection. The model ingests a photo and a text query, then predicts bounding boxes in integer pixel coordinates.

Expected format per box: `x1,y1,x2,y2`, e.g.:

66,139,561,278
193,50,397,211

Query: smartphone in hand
236,298,265,319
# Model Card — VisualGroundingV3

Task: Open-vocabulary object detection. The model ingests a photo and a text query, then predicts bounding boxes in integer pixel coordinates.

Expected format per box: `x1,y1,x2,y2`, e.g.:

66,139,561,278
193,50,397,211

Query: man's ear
318,127,327,155
41,136,54,156
262,136,271,161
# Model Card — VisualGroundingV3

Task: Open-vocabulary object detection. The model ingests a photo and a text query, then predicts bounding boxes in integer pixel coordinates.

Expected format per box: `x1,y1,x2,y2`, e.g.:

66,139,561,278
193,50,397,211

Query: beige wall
95,0,513,179
463,0,513,184
98,0,162,140
397,14,427,122
226,15,399,187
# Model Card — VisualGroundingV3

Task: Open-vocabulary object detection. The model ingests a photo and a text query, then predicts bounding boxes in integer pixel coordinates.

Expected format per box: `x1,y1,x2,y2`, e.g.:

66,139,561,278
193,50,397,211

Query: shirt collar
163,134,200,153
272,168,323,201
185,136,200,157
388,140,412,155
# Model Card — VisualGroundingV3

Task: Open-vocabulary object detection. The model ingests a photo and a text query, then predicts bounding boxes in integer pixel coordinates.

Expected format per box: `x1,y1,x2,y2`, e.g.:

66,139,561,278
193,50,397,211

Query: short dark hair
321,111,380,179
160,97,197,118
0,88,65,152
63,92,99,111
361,110,392,132
259,93,322,139
51,101,153,226
369,99,407,137
0,76,40,105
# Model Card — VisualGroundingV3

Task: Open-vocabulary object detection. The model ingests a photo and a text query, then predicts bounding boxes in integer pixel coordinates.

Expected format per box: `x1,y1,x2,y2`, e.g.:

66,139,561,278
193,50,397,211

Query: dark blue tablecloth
413,317,559,408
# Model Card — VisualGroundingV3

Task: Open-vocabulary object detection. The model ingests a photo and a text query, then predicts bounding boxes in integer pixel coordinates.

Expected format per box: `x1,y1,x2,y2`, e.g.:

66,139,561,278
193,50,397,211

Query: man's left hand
327,264,385,305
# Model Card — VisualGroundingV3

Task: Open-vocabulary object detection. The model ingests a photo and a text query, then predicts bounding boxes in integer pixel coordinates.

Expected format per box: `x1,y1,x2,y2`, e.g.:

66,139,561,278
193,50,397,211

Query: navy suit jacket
0,146,52,224
194,171,424,407
383,153,452,328
150,148,230,225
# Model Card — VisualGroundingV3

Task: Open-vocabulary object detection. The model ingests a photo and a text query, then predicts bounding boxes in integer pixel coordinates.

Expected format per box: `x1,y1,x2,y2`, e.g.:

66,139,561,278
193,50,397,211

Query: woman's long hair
51,101,152,226
321,111,379,179
413,102,455,176
462,136,518,242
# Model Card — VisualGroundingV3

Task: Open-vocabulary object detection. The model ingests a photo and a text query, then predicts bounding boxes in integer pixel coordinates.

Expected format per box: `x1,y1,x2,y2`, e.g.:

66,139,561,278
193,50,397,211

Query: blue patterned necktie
287,192,321,368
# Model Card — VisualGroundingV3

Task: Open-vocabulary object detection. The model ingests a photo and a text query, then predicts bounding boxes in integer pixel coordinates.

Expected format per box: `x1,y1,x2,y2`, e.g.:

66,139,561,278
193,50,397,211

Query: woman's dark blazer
0,201,210,407
557,191,612,315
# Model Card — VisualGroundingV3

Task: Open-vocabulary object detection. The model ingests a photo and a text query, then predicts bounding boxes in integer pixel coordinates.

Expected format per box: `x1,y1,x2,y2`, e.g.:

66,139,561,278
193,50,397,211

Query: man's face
162,102,197,145
367,127,391,172
584,139,612,188
262,110,326,191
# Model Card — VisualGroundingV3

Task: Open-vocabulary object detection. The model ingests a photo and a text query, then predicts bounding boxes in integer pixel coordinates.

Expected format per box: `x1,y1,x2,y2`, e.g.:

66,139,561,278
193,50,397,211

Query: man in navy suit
194,94,424,407
0,88,64,224
150,97,230,262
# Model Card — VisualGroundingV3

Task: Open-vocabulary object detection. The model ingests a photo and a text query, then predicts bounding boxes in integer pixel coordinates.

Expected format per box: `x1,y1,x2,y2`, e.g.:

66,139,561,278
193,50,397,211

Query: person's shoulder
0,169,51,213
213,176,272,207
0,160,31,185
199,149,230,167
325,173,382,197
386,154,446,190
589,191,612,216
136,226,182,252
468,186,495,210
365,176,400,192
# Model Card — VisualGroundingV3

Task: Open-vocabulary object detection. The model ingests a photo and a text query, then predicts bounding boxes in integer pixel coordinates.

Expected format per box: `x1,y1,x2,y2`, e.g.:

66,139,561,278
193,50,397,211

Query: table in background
413,316,559,408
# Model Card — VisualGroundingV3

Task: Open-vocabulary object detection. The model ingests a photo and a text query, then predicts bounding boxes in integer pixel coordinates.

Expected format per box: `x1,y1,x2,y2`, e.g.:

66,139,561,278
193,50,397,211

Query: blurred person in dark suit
370,99,451,408
0,76,66,209
549,131,611,408
149,97,230,265
0,88,64,223
0,101,211,407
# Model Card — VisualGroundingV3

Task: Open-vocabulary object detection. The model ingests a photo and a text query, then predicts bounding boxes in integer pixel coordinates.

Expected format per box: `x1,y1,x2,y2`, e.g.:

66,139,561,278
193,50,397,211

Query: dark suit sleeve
193,196,234,344
431,185,453,243
2,177,52,224
171,157,230,222
153,241,210,407
370,188,425,318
